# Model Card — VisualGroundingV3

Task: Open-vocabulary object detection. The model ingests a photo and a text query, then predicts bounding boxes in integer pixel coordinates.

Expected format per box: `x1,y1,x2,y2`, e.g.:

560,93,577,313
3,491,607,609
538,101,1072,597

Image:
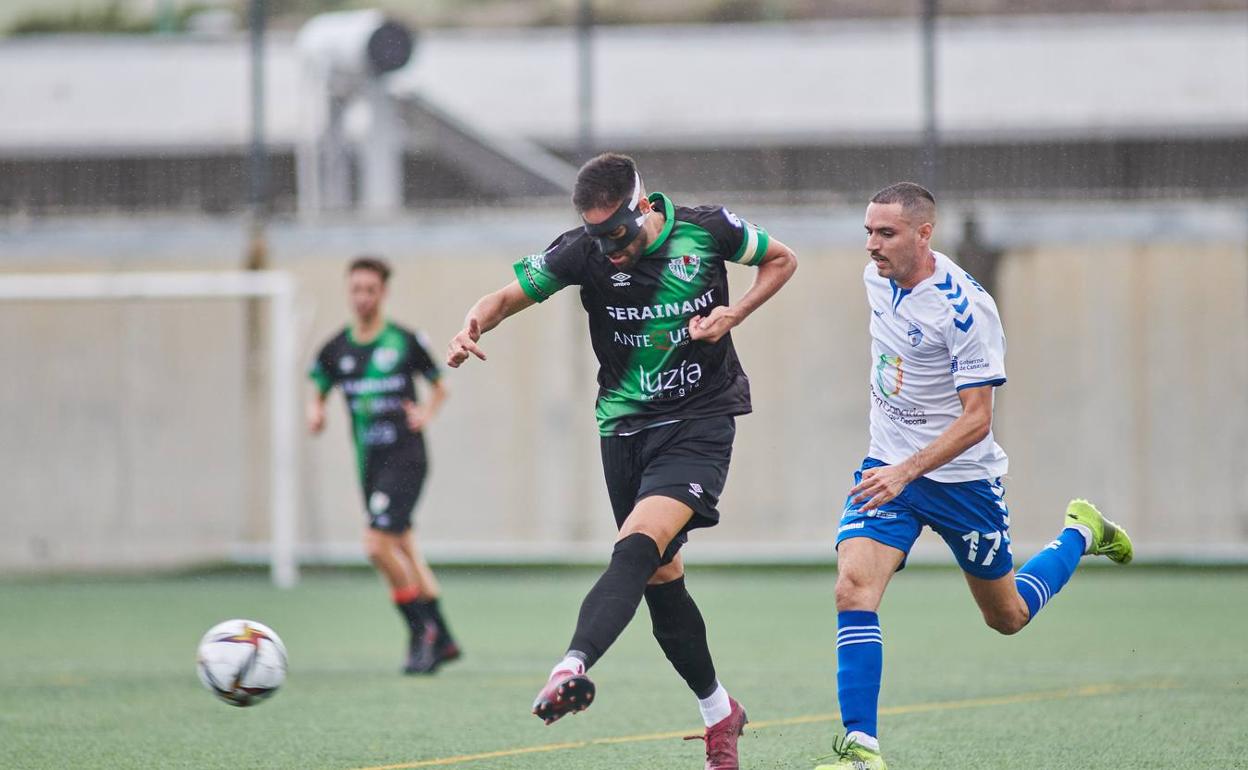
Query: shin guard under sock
567,532,662,669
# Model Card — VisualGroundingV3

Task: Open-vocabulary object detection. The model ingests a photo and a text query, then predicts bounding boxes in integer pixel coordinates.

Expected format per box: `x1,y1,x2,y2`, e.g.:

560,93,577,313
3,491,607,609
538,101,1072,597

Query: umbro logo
610,272,632,287
689,483,703,498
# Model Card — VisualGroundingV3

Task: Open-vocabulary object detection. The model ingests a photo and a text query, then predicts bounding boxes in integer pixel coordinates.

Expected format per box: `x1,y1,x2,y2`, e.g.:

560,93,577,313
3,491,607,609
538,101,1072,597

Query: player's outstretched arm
446,281,536,367
851,385,994,510
689,237,798,343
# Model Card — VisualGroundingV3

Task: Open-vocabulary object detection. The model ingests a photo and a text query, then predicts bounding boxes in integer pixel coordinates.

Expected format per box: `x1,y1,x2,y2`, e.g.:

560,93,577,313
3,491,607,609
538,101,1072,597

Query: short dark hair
348,255,391,283
572,152,638,213
870,182,937,226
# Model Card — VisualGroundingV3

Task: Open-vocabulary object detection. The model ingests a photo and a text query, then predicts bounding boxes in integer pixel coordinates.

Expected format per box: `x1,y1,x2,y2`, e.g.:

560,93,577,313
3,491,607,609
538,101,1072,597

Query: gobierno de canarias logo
875,353,903,398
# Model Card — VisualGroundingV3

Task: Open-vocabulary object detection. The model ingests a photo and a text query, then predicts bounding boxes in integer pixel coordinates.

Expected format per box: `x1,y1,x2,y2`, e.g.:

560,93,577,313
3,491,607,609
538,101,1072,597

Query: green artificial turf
1,566,1244,769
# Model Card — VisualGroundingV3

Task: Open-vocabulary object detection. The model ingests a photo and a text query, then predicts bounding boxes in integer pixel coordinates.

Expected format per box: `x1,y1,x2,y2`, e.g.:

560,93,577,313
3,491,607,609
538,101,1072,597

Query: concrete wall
1,208,1245,570
295,230,1248,563
4,13,1245,151
0,297,252,568
997,245,1248,557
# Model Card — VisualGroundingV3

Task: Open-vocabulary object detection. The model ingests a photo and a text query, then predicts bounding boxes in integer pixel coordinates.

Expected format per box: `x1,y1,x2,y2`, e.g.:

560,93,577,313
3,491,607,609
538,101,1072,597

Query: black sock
568,532,662,670
418,598,455,646
396,600,428,638
645,576,718,698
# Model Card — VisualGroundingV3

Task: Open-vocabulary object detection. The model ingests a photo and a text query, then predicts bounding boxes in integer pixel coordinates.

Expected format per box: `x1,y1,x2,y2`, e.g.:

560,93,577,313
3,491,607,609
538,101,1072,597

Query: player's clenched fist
446,317,486,367
688,305,740,344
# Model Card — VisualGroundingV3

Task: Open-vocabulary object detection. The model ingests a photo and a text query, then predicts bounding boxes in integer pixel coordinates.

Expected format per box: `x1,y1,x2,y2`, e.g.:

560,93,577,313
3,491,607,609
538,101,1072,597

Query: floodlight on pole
295,10,416,217
247,0,269,267
920,0,940,193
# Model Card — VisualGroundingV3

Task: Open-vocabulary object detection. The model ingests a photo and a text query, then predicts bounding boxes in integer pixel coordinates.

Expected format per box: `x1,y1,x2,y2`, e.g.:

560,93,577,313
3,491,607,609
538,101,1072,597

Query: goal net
0,272,300,586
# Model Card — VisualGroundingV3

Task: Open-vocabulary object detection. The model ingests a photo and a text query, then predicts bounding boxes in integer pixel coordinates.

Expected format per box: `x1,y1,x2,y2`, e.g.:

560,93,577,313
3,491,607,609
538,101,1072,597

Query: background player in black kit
308,256,459,675
447,154,796,770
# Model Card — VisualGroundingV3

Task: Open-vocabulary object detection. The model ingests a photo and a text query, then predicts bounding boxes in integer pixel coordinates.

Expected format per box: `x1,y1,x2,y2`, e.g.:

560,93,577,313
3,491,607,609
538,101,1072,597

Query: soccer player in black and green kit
309,256,460,675
447,154,796,769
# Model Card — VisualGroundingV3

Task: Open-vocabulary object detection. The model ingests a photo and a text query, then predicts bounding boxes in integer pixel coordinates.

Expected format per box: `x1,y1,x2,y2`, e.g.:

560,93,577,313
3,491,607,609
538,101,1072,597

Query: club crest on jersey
339,356,356,373
875,353,903,398
907,321,924,347
668,254,701,282
372,347,400,372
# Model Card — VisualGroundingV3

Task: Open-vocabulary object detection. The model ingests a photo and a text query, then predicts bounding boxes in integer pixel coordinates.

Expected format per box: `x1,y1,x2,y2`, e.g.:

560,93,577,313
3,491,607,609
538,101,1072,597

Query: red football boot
434,639,462,668
402,624,440,675
684,697,748,770
530,668,595,725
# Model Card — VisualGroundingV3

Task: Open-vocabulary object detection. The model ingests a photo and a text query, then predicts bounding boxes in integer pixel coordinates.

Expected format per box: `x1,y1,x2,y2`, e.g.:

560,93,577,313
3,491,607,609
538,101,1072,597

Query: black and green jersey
309,321,440,475
512,192,771,436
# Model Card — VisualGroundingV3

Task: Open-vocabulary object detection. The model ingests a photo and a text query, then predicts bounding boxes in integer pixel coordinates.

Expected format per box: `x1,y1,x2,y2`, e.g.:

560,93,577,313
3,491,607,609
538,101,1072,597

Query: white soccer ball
196,619,288,707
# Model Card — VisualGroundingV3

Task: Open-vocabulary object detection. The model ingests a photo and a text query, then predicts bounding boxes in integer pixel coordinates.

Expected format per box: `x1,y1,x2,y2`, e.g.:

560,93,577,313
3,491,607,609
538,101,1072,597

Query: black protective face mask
583,172,645,255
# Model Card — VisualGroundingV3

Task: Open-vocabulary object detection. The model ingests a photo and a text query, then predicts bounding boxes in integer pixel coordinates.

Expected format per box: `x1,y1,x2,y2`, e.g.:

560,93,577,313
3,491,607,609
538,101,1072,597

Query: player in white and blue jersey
814,183,1134,770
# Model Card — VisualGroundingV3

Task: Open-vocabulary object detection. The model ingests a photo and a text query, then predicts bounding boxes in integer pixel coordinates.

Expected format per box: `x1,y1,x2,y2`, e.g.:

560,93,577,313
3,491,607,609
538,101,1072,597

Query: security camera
295,10,416,216
296,9,414,78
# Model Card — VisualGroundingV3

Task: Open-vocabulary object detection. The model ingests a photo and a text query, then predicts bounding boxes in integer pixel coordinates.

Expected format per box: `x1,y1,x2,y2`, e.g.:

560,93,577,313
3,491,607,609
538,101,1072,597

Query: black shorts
599,416,735,564
361,435,428,534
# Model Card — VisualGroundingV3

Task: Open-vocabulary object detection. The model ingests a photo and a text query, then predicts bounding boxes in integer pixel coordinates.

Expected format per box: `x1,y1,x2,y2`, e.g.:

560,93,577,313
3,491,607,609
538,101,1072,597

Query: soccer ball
195,619,288,707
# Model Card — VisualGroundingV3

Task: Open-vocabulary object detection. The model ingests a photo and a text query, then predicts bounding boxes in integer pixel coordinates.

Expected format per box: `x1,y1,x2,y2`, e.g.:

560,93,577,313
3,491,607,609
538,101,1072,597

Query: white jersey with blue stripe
863,250,1009,482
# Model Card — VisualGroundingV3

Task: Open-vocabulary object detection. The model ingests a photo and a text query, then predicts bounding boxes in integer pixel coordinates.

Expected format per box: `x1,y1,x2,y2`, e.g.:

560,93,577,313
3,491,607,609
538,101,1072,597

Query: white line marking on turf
351,680,1176,770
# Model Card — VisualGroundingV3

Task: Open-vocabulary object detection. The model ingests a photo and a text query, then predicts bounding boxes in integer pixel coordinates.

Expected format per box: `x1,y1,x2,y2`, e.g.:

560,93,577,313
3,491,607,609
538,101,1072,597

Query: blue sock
1015,528,1085,619
837,610,883,739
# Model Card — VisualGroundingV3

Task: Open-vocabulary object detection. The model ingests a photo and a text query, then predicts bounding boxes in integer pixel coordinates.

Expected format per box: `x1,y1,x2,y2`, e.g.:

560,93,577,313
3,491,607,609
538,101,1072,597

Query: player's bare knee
984,607,1027,635
834,572,878,611
616,525,670,557
647,560,684,586
989,617,1026,636
362,532,388,562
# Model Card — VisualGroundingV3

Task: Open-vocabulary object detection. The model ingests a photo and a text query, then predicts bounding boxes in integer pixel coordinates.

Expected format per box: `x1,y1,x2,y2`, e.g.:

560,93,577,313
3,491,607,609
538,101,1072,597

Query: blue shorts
835,457,1014,580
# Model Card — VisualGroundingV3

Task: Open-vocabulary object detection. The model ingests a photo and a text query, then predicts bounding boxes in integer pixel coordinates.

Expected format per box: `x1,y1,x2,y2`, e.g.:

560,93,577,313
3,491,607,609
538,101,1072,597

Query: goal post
0,271,301,588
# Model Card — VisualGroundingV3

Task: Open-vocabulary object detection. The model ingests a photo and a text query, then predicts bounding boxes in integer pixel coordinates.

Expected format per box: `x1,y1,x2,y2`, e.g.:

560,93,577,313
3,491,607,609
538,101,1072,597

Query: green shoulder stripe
731,222,770,266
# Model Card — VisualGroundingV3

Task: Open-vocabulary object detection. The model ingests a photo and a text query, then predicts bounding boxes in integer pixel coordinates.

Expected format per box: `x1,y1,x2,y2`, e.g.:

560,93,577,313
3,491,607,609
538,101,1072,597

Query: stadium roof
0,12,1244,155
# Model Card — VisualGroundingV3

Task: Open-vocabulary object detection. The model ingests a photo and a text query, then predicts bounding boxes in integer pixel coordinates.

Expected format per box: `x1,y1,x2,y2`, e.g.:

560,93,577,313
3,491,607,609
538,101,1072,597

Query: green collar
642,192,675,256
348,319,389,346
